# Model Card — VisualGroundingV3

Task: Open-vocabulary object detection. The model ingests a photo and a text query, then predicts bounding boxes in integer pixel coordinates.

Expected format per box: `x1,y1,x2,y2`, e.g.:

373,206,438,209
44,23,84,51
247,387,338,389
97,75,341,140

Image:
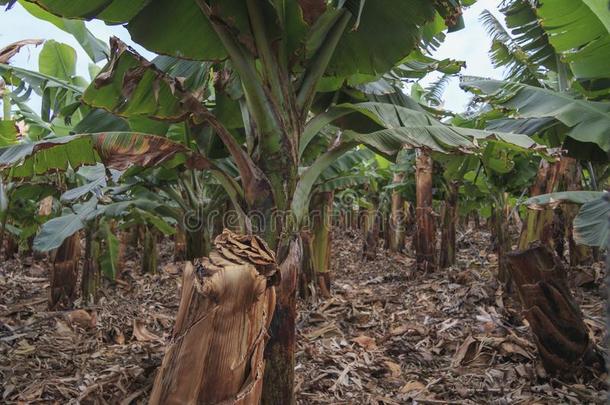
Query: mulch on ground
0,228,607,404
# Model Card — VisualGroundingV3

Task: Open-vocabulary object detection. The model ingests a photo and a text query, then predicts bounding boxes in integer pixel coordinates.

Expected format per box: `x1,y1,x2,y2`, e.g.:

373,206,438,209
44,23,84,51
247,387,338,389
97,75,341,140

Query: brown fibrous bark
506,244,603,376
49,233,81,309
415,149,435,270
150,229,279,405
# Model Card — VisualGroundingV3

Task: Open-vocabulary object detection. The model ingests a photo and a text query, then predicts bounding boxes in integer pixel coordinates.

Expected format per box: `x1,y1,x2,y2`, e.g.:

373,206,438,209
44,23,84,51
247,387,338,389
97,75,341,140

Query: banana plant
30,163,178,303
458,0,609,270
2,1,537,401
447,108,543,285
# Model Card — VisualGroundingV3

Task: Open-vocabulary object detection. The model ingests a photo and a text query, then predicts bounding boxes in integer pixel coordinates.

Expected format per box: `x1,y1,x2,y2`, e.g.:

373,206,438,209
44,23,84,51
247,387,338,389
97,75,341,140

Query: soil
0,227,607,404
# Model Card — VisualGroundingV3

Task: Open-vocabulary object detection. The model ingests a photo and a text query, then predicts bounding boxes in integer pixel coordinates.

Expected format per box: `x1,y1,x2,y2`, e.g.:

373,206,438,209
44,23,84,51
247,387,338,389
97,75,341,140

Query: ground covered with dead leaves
0,228,607,404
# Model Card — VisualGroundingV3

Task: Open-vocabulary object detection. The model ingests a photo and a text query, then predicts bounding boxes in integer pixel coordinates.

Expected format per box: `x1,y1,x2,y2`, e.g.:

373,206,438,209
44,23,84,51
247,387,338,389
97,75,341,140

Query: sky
0,0,506,113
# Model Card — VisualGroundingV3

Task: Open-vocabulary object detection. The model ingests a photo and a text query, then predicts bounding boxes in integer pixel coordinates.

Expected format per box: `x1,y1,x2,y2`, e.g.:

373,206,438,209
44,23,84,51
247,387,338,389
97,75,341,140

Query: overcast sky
0,0,506,113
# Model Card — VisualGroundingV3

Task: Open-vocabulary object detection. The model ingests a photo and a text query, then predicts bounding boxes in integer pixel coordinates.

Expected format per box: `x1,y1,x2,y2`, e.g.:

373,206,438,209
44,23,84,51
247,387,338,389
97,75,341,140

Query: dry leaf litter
0,228,607,404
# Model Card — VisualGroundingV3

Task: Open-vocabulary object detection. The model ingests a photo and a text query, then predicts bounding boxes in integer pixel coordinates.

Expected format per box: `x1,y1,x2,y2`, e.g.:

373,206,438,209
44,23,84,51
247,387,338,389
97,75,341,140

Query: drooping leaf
83,38,190,122
0,132,213,177
61,164,107,202
0,39,43,64
137,209,176,235
461,77,610,153
292,142,355,222
33,197,99,252
0,63,83,94
523,191,605,208
573,195,609,247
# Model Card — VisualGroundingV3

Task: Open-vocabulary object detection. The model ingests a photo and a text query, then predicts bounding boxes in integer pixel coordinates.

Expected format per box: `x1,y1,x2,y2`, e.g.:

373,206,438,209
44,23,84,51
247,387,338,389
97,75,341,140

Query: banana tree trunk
556,157,593,266
81,224,100,304
439,181,458,269
4,234,18,259
262,236,302,405
473,212,480,229
32,195,55,260
117,230,129,277
150,230,278,405
362,205,378,261
415,149,435,270
185,227,211,260
299,230,316,300
141,227,158,274
174,227,186,260
311,191,333,297
492,194,512,289
389,172,405,252
519,160,559,250
49,232,81,309
506,244,602,375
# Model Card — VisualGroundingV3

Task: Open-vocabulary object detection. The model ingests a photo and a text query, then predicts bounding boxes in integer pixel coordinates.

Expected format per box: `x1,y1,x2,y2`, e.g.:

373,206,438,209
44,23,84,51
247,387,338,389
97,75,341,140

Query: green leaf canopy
461,77,610,154
25,0,459,79
536,0,610,81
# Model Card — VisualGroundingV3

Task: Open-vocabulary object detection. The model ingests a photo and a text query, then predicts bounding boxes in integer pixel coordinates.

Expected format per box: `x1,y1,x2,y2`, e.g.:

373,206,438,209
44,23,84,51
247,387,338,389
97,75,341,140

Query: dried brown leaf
0,39,43,64
400,380,426,394
132,319,160,342
384,360,401,378
352,335,377,350
66,310,96,329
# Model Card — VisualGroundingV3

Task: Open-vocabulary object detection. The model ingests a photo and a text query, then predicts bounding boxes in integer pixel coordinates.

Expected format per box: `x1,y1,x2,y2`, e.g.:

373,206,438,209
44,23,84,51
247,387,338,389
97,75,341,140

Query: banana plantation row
0,0,608,403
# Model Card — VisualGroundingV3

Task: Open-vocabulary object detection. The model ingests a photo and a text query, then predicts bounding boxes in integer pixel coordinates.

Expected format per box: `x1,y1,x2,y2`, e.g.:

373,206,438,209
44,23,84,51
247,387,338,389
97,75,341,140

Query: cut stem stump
150,230,278,405
506,244,602,376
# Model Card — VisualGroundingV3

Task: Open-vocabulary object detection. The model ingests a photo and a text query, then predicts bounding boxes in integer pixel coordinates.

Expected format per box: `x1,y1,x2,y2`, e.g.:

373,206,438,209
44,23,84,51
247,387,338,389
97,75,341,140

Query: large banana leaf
304,101,539,157
25,0,459,80
347,125,537,159
0,132,213,177
83,38,189,122
39,40,76,81
461,77,610,153
535,0,610,81
325,0,438,77
498,0,557,74
294,118,539,222
485,117,557,136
